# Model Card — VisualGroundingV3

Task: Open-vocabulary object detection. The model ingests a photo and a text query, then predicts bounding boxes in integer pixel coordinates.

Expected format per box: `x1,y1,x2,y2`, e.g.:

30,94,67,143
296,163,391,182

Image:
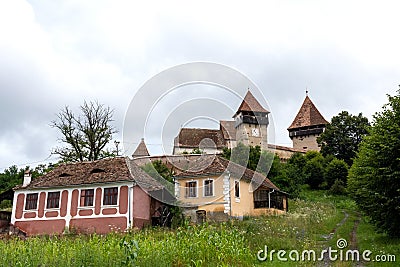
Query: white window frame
24,192,39,211
46,191,61,210
185,180,198,198
79,188,95,207
234,180,240,202
203,179,214,197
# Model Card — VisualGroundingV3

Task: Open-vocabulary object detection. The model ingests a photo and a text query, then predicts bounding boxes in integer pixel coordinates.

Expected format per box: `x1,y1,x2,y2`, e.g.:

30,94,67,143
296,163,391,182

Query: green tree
348,89,400,236
141,160,174,183
52,101,117,162
317,111,369,165
303,152,325,189
324,158,348,189
257,151,280,180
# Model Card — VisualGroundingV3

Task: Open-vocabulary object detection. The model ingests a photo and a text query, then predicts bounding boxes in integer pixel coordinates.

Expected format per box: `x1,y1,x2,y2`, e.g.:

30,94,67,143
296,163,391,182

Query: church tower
233,90,270,150
288,93,328,151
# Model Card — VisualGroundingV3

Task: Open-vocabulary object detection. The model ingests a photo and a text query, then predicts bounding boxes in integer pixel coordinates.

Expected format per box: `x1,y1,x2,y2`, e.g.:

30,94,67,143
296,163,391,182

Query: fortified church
135,90,328,161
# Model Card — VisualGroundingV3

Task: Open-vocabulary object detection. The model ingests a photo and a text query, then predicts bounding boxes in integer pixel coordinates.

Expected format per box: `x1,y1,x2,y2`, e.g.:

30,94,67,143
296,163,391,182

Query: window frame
103,187,119,206
234,180,240,199
185,181,198,198
80,188,95,207
46,191,60,209
203,179,214,197
25,193,38,210
253,189,269,209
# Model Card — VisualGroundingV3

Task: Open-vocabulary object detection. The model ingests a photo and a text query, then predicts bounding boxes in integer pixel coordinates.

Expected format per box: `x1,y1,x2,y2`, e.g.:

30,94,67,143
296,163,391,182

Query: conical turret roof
132,138,150,158
234,90,269,116
288,95,328,130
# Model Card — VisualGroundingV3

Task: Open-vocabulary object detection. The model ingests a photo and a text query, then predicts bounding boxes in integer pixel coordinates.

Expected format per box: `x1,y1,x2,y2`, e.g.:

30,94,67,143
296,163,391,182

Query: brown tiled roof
132,138,150,158
174,128,226,149
175,155,280,191
288,96,328,130
220,120,236,141
17,157,166,192
234,90,269,116
268,144,305,153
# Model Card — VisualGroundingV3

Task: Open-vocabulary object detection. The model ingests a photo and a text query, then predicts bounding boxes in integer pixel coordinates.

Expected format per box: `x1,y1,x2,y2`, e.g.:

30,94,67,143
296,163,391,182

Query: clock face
251,128,259,137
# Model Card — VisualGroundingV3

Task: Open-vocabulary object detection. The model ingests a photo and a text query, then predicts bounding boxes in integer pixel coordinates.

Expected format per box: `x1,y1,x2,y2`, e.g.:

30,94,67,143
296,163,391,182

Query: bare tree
52,101,117,162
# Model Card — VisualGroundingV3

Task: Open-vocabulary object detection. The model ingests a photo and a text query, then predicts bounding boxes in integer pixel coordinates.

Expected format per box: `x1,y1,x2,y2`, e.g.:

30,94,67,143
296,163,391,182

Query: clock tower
233,90,270,150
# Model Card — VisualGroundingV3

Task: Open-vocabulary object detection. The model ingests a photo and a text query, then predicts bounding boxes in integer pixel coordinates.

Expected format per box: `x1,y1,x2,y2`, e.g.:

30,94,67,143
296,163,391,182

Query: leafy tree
303,153,325,189
52,101,117,162
274,164,301,198
257,151,280,180
141,160,174,183
317,111,369,165
0,165,25,192
348,89,400,236
324,158,348,189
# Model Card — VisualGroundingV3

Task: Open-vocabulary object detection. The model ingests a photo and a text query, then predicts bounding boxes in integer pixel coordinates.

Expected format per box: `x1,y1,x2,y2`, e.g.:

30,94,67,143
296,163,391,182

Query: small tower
233,90,270,150
288,93,328,151
132,138,150,158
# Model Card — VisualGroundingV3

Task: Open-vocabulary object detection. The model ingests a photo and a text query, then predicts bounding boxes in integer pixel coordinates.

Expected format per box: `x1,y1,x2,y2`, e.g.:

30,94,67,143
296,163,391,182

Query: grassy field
0,190,398,266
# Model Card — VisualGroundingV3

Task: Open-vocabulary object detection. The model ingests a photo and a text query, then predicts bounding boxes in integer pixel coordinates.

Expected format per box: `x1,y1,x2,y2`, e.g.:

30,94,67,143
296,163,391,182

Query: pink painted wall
15,193,25,219
60,190,68,217
119,186,128,214
70,217,127,234
133,186,151,221
70,189,78,216
94,188,102,215
38,192,46,218
15,220,66,236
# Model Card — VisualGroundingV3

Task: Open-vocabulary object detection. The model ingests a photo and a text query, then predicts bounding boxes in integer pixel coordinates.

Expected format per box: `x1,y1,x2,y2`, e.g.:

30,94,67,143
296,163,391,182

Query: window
46,191,60,209
254,189,268,208
185,181,197,198
25,193,38,210
234,181,240,198
204,180,213,197
103,187,118,205
80,189,94,207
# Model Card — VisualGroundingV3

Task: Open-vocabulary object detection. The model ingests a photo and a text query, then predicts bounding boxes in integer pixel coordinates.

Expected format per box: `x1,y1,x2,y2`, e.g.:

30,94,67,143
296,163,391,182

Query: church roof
288,95,328,130
174,128,226,149
132,138,150,158
220,120,236,141
234,90,269,116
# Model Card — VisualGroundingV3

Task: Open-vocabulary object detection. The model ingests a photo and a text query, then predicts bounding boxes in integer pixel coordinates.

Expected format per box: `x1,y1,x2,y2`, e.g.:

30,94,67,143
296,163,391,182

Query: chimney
23,170,32,187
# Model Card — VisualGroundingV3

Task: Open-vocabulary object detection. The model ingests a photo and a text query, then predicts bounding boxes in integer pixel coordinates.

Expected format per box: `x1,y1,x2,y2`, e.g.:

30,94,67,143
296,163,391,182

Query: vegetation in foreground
0,190,398,266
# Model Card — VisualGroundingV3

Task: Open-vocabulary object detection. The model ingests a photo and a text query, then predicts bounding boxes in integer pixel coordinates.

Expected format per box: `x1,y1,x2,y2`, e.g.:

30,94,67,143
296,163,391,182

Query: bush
0,199,12,210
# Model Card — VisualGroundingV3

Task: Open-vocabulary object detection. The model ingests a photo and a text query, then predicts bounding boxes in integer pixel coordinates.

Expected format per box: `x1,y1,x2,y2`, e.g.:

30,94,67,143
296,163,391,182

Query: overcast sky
1,0,399,171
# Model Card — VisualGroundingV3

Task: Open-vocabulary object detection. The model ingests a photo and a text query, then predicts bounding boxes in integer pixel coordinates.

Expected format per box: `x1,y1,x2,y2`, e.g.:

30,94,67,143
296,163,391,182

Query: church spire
132,138,150,158
233,90,269,117
288,94,327,130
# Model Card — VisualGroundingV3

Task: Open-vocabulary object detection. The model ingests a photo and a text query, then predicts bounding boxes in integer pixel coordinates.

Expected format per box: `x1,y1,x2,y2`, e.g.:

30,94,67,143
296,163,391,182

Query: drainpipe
128,184,133,228
268,189,275,209
228,172,232,217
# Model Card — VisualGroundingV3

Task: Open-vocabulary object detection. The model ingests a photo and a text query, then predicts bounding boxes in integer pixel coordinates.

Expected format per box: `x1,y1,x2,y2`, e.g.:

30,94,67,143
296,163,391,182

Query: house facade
11,157,172,236
172,155,288,222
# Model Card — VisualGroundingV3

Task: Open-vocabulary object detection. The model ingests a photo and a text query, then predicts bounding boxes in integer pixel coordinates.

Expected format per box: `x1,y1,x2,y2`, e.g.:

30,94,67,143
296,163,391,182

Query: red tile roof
174,128,226,149
288,96,328,130
175,155,280,191
16,157,164,192
220,120,236,141
234,90,269,116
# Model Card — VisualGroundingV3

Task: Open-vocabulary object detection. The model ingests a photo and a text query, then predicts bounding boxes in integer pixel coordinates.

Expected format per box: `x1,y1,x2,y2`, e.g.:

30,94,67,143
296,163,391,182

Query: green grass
0,190,398,266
